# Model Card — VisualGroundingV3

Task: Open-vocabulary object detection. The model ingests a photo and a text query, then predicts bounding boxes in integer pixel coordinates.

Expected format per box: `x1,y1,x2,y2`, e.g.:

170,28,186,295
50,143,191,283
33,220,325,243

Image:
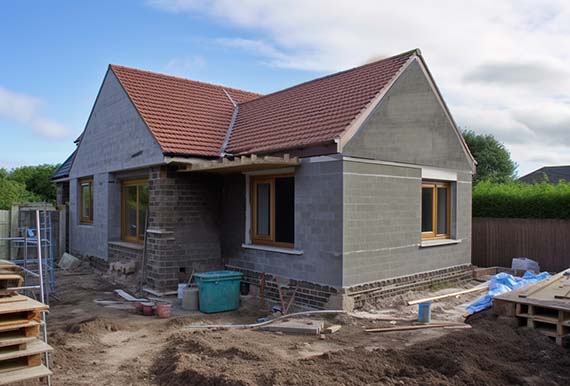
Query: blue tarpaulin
466,271,551,315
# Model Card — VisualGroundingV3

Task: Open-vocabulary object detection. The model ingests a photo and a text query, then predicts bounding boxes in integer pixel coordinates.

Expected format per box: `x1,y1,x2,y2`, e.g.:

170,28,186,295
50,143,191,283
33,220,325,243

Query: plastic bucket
182,286,199,311
418,302,432,323
156,303,171,319
142,302,155,316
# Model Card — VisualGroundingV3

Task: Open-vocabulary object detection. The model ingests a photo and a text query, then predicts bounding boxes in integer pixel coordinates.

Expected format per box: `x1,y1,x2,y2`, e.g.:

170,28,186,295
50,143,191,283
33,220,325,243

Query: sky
1,1,569,176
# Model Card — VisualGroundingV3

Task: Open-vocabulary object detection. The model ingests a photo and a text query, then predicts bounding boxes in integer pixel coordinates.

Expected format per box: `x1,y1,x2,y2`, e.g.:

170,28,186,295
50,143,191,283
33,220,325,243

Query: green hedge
472,180,570,219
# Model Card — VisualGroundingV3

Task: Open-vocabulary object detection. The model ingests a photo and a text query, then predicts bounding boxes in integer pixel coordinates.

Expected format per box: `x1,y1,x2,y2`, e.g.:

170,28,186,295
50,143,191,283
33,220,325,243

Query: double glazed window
122,180,149,243
79,177,93,224
251,175,294,248
421,181,450,240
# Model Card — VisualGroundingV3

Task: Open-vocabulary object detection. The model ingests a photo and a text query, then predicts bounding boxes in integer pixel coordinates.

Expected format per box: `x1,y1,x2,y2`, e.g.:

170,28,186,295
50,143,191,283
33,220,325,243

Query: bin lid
194,270,243,280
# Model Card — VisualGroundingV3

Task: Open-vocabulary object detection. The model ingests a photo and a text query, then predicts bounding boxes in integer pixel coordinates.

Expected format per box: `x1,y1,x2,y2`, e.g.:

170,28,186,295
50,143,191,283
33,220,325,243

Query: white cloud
164,55,207,78
0,87,71,138
148,0,570,175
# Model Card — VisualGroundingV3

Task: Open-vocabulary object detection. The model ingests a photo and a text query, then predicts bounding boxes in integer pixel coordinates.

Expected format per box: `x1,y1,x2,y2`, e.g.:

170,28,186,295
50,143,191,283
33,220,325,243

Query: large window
421,181,450,240
79,177,93,224
251,175,294,248
122,179,149,243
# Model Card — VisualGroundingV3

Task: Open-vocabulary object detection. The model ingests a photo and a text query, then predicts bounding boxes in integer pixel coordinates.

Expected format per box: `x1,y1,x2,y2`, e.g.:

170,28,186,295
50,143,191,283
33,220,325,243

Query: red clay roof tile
110,65,260,157
110,50,416,157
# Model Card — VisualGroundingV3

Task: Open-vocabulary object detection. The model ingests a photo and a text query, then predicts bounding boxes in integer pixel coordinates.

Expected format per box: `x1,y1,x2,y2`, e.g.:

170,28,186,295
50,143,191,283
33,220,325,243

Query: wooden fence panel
0,210,9,259
472,218,570,272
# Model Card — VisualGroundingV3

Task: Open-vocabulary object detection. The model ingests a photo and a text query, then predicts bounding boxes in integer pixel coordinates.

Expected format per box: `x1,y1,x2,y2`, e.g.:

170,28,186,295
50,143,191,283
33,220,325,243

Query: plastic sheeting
466,271,551,315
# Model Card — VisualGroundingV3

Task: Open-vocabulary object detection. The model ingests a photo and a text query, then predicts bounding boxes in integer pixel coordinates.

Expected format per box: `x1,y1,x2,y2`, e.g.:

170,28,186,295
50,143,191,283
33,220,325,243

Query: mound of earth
151,312,570,386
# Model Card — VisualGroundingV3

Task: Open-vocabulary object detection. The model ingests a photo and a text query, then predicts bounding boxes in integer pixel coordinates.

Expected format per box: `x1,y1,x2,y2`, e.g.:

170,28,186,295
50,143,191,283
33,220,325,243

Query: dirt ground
20,267,570,386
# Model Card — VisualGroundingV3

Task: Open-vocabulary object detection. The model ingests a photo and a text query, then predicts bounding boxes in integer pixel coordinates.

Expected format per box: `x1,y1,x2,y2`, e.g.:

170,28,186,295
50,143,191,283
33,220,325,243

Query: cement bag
511,257,540,273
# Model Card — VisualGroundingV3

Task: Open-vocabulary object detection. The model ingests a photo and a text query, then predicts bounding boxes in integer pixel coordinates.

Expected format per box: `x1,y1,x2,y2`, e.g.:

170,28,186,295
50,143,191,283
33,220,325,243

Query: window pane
81,183,92,220
125,186,138,239
437,187,448,235
256,183,270,236
275,177,294,244
138,185,149,240
421,187,433,232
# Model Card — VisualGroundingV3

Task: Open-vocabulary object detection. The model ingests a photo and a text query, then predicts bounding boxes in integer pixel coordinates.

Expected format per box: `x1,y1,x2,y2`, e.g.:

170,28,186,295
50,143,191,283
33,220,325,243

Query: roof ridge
236,48,420,107
109,64,262,98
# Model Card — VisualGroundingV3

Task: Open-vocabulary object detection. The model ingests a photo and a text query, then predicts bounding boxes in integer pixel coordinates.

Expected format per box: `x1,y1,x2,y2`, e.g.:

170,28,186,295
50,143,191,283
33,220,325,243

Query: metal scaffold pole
35,210,51,386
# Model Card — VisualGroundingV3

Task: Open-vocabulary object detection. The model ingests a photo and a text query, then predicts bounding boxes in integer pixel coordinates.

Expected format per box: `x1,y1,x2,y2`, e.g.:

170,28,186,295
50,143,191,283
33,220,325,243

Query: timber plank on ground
0,364,52,385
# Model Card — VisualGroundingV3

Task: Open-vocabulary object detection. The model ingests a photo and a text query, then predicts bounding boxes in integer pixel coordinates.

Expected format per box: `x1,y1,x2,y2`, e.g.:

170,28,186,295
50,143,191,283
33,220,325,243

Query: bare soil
20,268,570,386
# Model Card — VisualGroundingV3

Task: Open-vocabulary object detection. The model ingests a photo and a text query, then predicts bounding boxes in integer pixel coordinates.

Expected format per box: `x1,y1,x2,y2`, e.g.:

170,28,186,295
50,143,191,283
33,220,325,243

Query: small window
122,179,149,243
421,181,450,240
79,177,93,224
251,175,294,247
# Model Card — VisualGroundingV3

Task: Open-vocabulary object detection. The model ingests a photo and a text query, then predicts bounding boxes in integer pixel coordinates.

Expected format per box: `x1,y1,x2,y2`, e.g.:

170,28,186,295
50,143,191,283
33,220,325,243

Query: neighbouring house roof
519,165,570,184
51,149,77,181
109,49,417,158
110,65,260,157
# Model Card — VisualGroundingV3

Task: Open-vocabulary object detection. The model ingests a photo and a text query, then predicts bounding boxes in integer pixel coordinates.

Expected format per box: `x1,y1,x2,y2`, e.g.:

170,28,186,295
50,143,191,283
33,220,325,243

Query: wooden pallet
0,274,23,297
0,364,52,385
493,271,570,346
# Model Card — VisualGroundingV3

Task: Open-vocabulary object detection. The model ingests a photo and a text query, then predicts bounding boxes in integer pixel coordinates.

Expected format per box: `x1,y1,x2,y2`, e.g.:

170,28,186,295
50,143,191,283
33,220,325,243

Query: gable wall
68,70,164,259
343,59,473,172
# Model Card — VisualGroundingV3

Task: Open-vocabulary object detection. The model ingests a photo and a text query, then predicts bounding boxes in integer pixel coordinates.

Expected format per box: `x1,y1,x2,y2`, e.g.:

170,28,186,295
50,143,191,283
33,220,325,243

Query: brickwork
347,264,473,308
228,263,472,310
145,165,223,291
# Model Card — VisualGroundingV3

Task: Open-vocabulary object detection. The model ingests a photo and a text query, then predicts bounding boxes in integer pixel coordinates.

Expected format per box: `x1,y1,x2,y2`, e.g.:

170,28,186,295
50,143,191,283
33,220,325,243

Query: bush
473,180,570,219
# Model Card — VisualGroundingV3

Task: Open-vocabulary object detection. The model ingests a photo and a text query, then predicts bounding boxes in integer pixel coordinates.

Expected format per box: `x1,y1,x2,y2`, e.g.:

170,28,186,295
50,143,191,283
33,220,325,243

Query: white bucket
182,286,199,311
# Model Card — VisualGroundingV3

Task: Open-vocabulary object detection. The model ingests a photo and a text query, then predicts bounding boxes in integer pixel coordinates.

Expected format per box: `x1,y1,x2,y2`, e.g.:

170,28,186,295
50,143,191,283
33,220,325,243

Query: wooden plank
0,364,52,385
0,297,48,315
518,270,569,298
114,289,147,302
366,323,471,333
0,333,36,348
0,320,40,333
0,295,27,304
0,340,52,362
407,283,489,305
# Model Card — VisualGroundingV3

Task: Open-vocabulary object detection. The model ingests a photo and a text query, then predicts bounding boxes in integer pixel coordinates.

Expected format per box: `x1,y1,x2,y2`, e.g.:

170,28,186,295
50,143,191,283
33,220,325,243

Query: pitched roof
227,50,415,154
51,150,77,181
110,65,260,157
519,165,570,184
108,50,418,157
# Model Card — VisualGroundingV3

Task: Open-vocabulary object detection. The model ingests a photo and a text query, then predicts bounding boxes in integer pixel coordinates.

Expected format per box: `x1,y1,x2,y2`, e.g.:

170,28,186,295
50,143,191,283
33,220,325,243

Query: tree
0,170,37,210
462,130,517,184
8,164,60,203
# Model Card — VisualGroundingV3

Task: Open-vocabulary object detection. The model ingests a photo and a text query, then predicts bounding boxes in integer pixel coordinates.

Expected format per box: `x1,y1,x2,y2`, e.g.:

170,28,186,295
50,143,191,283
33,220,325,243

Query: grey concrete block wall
222,159,344,287
68,69,164,260
343,59,474,172
342,159,472,286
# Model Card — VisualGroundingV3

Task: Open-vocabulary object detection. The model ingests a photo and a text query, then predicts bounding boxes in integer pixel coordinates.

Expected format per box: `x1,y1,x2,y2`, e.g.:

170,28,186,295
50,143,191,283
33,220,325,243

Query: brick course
145,165,223,291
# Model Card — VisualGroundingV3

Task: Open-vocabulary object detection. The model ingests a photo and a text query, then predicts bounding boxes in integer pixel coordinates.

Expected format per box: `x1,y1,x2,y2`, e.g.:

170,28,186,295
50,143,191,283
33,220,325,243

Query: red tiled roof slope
227,50,415,154
110,65,261,156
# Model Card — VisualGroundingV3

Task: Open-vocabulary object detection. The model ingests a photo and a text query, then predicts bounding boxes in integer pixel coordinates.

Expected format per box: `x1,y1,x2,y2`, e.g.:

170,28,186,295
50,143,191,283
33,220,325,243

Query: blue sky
1,1,569,175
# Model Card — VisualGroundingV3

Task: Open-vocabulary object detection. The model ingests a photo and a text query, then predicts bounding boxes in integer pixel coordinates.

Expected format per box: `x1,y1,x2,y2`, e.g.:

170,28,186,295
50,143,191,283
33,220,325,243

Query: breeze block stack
0,260,52,384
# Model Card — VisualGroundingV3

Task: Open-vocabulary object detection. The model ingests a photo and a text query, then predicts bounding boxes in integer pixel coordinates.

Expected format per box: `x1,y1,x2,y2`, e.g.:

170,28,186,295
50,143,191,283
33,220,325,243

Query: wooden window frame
79,177,93,224
121,179,148,244
250,174,294,249
421,181,451,240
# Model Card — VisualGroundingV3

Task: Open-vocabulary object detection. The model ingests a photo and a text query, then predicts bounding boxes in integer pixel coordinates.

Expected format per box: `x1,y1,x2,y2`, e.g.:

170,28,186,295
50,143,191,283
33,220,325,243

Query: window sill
108,241,144,250
241,243,304,255
420,239,461,248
